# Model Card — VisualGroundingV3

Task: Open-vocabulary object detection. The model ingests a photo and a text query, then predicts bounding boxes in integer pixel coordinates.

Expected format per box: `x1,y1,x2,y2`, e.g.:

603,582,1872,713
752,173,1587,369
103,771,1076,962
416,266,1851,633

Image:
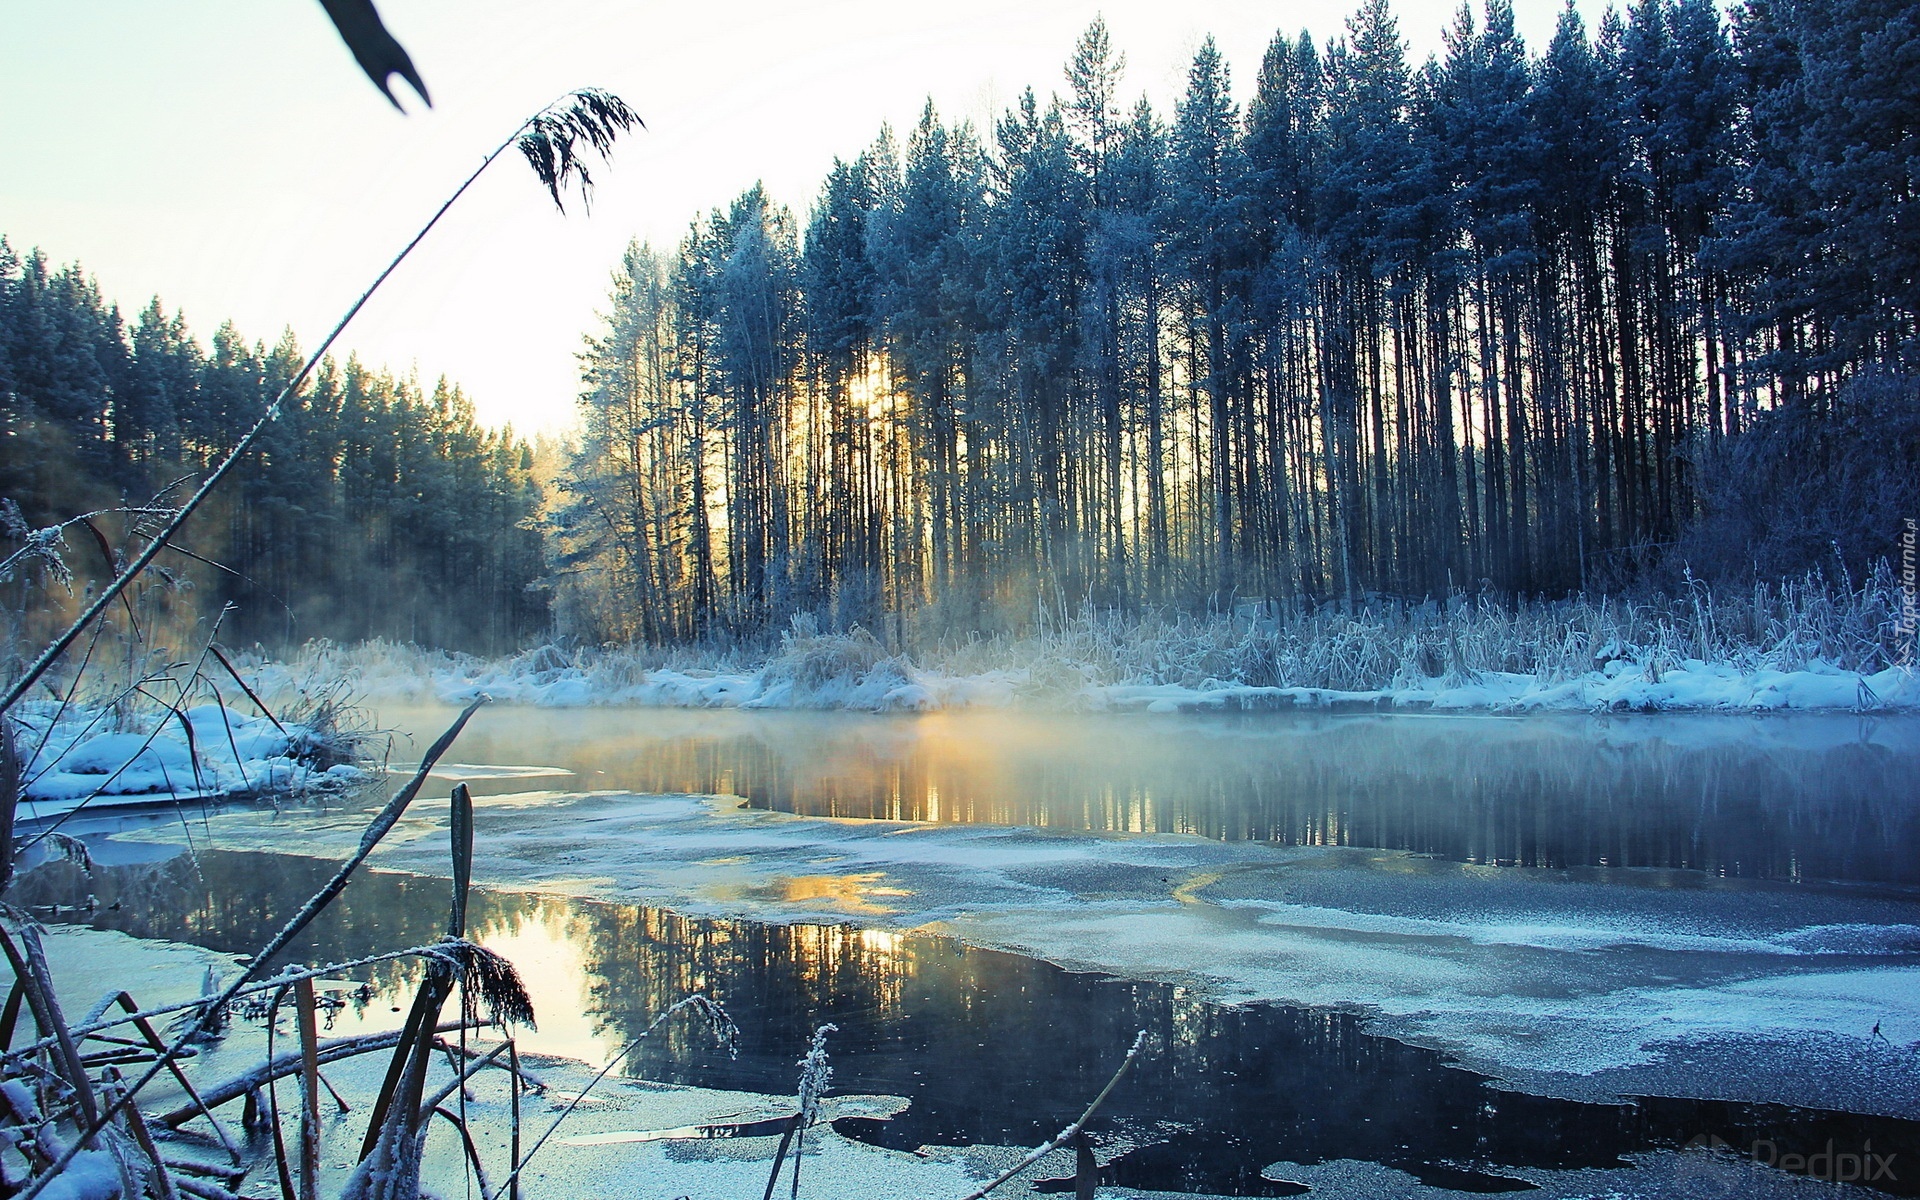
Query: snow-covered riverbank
257,595,1918,715
10,702,366,818
236,574,1916,714
412,654,1918,713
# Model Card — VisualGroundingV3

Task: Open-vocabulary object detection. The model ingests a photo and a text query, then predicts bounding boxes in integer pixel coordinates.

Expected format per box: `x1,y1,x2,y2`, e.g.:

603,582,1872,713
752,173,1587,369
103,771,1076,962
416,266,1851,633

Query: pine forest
556,0,1916,643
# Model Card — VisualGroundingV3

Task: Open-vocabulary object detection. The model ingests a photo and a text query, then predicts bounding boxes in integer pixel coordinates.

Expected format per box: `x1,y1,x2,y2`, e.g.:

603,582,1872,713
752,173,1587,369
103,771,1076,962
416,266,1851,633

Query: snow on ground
246,574,1920,716
291,644,1919,715
9,701,366,819
118,787,1920,1121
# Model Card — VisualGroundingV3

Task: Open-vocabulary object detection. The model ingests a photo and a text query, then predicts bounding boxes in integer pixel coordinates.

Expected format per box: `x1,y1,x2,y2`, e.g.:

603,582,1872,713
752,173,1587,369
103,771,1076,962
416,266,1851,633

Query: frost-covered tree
543,0,1916,641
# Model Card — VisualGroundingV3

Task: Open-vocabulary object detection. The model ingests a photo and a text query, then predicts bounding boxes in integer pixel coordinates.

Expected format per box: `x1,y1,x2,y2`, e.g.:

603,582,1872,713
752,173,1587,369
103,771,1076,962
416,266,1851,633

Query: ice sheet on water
122,785,1920,1117
394,762,574,781
1216,899,1920,957
1261,1154,1881,1199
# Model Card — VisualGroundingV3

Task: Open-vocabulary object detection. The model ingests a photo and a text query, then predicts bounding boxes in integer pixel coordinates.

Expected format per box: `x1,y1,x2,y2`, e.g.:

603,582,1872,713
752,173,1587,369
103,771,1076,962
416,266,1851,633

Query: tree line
0,239,547,653
557,0,1916,644
5,0,1910,656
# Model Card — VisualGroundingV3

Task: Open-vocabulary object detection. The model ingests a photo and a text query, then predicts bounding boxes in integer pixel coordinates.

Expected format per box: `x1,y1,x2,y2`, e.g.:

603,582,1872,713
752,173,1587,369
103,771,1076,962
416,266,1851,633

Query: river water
30,706,1920,1196
383,707,1920,882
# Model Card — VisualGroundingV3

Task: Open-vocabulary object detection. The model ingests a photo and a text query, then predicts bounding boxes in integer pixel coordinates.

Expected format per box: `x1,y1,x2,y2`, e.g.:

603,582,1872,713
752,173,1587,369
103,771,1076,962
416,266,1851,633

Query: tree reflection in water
20,848,1920,1197
409,708,1920,885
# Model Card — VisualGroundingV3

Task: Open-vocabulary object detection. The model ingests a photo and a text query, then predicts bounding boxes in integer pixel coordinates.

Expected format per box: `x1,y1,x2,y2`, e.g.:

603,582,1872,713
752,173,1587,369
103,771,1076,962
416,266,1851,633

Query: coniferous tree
544,0,1914,641
0,250,549,652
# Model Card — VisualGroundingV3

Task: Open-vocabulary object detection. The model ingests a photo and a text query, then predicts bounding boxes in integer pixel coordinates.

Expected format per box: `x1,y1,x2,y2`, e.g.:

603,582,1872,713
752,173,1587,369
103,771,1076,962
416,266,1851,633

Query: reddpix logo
1678,1134,1899,1189
1751,1138,1897,1183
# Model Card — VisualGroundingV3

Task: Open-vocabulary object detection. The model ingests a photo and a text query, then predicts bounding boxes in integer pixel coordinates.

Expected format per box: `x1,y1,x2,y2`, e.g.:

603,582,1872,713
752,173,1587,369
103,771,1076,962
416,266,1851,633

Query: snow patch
10,702,362,817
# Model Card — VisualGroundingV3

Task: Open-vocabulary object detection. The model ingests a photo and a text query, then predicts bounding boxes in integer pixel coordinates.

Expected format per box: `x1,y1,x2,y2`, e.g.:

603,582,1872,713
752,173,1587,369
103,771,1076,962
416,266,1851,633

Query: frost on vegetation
280,570,1920,716
0,499,76,591
10,684,373,814
796,1022,837,1127
763,1022,839,1200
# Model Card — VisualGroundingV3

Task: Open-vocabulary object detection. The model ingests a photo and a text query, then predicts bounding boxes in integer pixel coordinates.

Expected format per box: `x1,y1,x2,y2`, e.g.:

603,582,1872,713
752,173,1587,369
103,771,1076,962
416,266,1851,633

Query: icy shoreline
277,644,1919,715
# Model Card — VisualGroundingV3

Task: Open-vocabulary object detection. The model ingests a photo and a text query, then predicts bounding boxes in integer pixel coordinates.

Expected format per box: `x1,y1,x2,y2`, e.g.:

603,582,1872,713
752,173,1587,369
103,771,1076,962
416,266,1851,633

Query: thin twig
957,1030,1148,1200
417,1040,512,1115
154,1022,498,1129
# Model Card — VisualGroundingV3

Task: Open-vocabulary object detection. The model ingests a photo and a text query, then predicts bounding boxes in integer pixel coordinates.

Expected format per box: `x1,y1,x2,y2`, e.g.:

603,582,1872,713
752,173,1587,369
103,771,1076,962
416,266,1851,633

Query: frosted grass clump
766,1022,839,1200
796,1022,836,1127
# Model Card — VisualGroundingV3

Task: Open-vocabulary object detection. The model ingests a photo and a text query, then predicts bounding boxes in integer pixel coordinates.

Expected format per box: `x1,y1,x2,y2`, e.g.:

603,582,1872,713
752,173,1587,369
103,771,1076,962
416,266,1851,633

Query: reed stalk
1,89,639,718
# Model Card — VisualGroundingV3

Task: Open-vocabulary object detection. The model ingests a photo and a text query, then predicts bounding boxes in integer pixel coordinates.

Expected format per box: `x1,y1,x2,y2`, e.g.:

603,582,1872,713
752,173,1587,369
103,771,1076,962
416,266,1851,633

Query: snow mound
10,702,366,818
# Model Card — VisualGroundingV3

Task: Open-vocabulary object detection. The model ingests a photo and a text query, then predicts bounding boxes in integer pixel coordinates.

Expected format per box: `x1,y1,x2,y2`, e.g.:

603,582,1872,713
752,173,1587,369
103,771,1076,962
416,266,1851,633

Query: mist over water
386,706,1920,886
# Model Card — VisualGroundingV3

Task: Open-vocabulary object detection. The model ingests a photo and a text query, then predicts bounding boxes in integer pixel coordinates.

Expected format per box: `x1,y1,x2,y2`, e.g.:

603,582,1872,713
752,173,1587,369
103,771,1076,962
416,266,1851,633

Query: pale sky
1,1,1605,435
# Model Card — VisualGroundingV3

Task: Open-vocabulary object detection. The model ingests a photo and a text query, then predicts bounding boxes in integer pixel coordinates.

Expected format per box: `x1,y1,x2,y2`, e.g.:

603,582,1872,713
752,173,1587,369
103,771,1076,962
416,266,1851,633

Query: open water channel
27,706,1920,1196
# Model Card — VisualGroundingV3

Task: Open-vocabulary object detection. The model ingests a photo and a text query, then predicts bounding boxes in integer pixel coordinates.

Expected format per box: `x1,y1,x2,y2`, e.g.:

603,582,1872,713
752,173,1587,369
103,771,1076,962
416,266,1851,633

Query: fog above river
384,706,1920,884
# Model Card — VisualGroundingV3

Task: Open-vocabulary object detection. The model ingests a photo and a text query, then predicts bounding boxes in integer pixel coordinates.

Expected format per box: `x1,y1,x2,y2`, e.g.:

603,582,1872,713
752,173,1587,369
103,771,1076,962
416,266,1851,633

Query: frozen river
36,706,1920,1196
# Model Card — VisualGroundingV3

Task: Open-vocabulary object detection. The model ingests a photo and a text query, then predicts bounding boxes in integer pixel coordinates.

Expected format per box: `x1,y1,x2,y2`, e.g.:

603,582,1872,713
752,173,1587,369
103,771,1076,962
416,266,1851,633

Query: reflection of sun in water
859,927,904,955
478,908,620,1068
778,923,912,1011
774,872,912,915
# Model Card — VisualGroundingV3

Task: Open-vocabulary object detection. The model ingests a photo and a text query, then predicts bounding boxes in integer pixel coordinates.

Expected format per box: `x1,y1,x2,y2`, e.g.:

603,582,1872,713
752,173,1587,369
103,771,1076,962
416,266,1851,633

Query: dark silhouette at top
319,0,430,110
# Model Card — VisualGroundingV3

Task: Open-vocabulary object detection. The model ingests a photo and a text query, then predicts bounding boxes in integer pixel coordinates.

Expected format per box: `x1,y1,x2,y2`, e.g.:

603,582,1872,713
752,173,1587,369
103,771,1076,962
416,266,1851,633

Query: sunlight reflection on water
377,705,1920,884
